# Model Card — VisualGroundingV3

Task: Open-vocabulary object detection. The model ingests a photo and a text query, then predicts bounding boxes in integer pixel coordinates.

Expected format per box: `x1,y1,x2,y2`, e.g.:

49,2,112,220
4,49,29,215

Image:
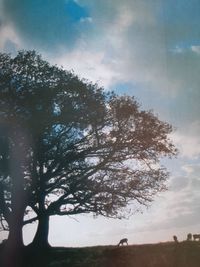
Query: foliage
0,50,177,244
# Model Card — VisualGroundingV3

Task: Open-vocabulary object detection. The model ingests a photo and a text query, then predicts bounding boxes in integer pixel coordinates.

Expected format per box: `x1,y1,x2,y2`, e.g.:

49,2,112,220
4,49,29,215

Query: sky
0,0,200,247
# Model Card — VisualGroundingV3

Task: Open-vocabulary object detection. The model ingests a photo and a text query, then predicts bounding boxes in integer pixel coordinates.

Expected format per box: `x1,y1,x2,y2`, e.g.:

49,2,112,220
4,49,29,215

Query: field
1,241,200,267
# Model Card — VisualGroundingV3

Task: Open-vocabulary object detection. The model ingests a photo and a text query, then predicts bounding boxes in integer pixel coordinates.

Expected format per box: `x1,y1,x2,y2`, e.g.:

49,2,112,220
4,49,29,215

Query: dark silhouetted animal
187,233,192,241
193,234,200,241
173,235,178,243
118,238,128,246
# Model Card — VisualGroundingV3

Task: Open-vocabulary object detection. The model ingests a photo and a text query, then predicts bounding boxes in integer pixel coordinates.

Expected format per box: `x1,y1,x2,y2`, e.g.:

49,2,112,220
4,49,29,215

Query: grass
1,241,200,267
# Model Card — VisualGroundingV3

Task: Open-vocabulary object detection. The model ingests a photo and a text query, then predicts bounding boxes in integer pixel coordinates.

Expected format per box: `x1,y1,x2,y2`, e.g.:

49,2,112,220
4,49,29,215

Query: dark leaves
0,50,177,224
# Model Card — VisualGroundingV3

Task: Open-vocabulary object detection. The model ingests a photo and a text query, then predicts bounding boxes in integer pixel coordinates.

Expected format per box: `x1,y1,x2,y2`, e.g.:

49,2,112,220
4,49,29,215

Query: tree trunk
31,214,50,248
7,218,24,247
1,210,24,267
1,131,27,267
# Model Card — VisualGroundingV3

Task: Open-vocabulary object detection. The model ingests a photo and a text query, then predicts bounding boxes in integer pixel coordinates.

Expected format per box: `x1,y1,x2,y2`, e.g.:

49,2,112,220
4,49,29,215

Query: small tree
0,51,177,249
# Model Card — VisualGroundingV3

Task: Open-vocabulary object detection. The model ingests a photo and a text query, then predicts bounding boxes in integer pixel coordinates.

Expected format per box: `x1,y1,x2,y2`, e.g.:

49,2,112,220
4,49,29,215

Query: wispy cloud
191,45,200,54
0,14,21,52
130,163,200,235
172,121,200,159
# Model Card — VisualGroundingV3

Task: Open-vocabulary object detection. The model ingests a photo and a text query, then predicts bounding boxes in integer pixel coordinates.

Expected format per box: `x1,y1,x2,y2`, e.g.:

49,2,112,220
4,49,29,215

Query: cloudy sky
1,0,200,246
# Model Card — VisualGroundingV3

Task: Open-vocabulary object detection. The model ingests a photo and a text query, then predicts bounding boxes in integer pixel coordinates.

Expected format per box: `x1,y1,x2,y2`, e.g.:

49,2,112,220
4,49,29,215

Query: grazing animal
187,233,192,241
173,235,179,243
193,234,200,241
118,238,128,246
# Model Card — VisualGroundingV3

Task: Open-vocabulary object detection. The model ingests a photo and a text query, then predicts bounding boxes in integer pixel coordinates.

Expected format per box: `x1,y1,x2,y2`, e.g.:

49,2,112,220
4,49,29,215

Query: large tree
0,51,177,250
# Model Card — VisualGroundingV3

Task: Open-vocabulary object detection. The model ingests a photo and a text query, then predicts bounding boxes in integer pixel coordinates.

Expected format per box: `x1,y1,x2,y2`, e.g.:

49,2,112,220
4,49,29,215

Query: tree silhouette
0,51,177,249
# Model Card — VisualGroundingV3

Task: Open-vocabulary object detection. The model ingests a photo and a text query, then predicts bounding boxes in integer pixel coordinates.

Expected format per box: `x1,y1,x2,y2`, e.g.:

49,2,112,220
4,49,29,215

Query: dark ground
0,241,200,267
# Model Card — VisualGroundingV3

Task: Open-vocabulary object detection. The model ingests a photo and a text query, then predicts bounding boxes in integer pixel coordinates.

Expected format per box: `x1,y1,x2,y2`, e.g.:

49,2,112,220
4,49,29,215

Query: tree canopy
0,50,177,248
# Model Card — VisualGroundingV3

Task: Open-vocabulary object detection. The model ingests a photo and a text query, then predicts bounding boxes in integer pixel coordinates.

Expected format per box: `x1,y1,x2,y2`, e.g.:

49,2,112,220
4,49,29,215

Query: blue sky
1,0,200,246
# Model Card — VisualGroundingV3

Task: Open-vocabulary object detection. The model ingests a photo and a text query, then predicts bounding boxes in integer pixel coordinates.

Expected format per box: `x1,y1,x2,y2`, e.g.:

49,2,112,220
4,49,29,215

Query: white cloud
47,0,200,105
129,162,200,236
0,23,21,51
182,164,200,175
169,175,189,192
171,46,184,54
172,121,200,159
48,1,169,93
53,47,119,88
2,0,200,100
80,17,93,23
191,45,200,54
